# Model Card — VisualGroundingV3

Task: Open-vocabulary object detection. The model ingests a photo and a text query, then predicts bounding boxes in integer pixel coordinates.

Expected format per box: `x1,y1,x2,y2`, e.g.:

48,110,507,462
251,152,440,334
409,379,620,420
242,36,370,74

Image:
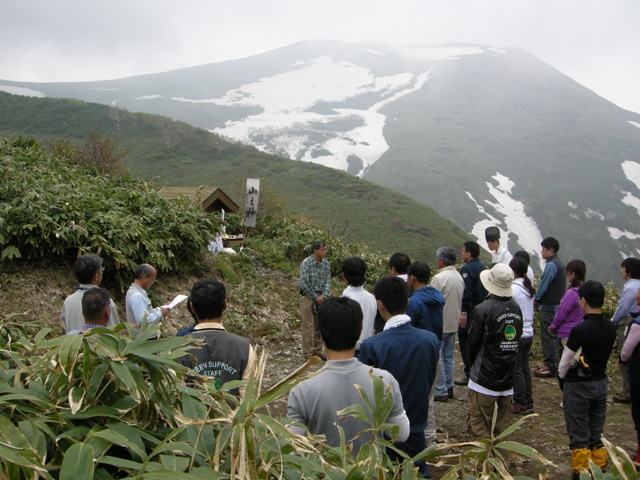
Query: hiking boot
511,403,533,414
434,395,448,403
613,392,631,404
448,387,454,399
534,366,556,378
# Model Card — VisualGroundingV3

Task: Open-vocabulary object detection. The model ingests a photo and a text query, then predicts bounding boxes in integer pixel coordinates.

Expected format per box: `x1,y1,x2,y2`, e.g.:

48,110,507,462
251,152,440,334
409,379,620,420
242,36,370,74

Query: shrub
49,132,127,175
243,213,388,288
0,138,218,288
0,316,416,478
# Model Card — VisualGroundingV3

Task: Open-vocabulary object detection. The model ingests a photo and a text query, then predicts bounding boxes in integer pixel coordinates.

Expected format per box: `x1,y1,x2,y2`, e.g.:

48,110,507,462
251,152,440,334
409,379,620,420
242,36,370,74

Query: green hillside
0,91,471,261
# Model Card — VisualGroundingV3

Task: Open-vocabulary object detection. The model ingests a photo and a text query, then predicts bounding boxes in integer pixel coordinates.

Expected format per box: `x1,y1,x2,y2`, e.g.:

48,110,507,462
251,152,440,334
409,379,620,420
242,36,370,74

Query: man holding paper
125,264,171,327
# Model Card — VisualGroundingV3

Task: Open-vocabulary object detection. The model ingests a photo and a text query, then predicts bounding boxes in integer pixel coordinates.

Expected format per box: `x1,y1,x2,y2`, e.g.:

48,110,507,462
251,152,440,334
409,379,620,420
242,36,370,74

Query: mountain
0,91,471,264
2,40,640,280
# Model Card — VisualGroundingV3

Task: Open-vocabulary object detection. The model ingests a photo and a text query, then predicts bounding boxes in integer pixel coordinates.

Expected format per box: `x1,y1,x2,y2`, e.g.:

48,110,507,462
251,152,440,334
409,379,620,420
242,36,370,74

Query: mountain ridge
2,40,639,281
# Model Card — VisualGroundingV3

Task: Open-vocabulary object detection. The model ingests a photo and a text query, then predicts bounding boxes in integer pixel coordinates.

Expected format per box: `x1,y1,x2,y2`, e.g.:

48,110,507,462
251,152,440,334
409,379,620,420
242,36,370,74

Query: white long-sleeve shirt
125,284,163,325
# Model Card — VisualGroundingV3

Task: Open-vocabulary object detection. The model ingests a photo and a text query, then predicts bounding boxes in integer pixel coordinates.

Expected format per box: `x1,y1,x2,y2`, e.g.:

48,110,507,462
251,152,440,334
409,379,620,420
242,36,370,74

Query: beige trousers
467,389,512,438
300,294,323,358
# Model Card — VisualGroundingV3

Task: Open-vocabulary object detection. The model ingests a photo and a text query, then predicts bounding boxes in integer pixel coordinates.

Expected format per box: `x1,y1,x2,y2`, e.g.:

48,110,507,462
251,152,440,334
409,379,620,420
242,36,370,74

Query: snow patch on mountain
160,46,491,175
173,55,403,111
619,161,640,217
135,95,164,100
172,55,432,175
584,209,605,220
363,49,386,56
607,160,640,258
466,193,504,244
467,172,544,271
0,85,43,97
568,201,579,219
388,45,484,61
609,227,640,241
491,172,515,194
622,160,640,188
621,192,640,216
629,121,640,129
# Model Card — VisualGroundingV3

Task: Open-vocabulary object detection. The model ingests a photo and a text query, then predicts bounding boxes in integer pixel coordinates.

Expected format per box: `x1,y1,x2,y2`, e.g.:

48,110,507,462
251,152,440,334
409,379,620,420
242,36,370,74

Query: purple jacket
550,286,583,339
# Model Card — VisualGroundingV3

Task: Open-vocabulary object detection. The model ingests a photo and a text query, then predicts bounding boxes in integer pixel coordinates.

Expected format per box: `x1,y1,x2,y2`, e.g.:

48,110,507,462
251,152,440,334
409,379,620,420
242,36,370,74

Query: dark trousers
563,379,607,450
513,336,533,405
539,308,559,372
458,323,470,378
387,430,429,478
631,383,640,443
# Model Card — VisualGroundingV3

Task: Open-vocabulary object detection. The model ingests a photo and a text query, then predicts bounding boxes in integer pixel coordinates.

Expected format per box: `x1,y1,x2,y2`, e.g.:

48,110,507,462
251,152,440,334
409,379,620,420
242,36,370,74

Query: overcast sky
1,0,639,113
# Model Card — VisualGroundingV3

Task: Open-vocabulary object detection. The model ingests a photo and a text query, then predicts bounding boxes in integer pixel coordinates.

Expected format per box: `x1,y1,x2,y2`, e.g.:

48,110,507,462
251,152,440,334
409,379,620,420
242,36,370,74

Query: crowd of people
62,256,255,399
60,228,640,479
294,232,640,479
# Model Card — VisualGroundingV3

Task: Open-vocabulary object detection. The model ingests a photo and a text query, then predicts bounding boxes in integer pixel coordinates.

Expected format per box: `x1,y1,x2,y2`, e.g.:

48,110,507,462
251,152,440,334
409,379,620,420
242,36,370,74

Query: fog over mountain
3,40,640,281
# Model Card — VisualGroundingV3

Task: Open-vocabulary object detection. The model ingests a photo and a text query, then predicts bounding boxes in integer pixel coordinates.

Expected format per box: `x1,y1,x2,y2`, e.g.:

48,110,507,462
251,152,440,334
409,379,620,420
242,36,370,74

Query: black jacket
468,295,523,391
460,258,488,315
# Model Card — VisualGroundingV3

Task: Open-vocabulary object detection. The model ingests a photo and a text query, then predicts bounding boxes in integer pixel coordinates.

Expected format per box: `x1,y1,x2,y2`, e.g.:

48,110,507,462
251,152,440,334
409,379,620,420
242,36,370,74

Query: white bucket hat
480,263,514,297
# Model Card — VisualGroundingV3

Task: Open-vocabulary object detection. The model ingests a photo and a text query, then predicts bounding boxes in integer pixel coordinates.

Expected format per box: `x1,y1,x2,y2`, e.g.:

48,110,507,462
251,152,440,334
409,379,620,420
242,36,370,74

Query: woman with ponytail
509,257,536,414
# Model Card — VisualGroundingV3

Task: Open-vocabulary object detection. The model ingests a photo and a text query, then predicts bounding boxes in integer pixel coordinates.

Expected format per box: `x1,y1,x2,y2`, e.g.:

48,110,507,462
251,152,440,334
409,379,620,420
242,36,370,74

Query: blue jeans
458,323,470,377
436,333,456,396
